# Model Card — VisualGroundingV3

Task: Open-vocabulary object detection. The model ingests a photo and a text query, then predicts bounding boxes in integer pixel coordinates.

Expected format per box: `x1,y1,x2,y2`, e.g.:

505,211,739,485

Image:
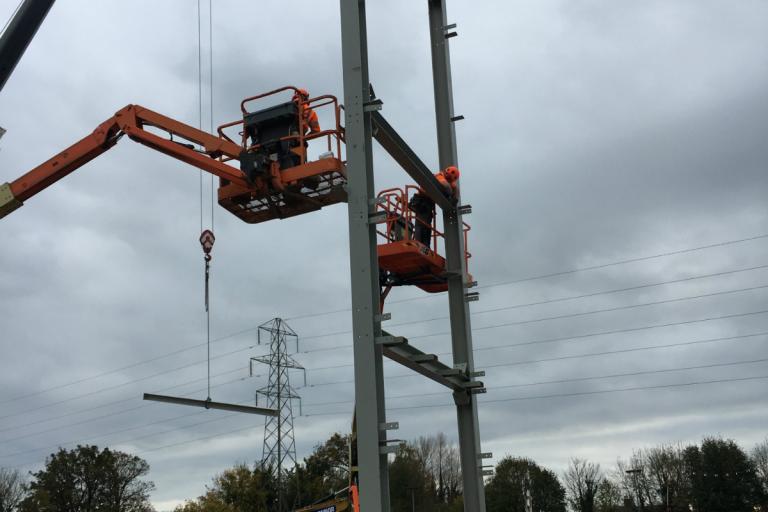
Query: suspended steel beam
371,111,454,210
143,393,277,416
0,0,56,92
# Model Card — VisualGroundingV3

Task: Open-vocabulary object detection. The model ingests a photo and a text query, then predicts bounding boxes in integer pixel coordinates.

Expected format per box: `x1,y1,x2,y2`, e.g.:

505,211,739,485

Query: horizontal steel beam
371,111,455,210
143,393,277,416
381,330,484,393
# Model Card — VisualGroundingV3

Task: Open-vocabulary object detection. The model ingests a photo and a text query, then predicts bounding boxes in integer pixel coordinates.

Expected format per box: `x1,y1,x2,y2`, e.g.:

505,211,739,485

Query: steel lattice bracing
250,318,305,512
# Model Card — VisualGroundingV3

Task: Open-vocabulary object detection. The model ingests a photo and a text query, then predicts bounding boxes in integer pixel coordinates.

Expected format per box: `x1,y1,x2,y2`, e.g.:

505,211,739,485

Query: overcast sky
1,0,767,509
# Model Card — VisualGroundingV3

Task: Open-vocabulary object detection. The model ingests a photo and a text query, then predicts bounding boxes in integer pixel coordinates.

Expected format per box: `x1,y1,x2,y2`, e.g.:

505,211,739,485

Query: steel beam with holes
379,331,485,394
371,111,454,210
428,1,487,510
340,1,391,510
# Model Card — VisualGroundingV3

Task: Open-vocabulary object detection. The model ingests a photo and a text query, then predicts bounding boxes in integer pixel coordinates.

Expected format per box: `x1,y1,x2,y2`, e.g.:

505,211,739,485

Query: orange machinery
0,86,470,300
376,185,471,296
0,86,346,224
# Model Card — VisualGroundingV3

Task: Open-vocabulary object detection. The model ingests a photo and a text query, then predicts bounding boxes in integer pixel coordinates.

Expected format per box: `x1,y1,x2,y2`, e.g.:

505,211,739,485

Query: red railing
214,86,343,166
375,185,471,273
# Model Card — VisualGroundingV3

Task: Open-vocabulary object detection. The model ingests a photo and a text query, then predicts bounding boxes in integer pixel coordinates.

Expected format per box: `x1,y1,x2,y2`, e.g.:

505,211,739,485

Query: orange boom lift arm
1,86,347,223
1,104,246,215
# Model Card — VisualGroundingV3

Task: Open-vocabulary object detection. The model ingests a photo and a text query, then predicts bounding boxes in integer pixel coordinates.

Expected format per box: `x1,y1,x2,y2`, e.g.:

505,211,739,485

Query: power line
21,366,766,465
302,307,768,373
0,374,253,468
490,357,768,388
0,345,257,421
300,374,768,417
4,259,765,408
301,300,768,356
3,286,766,432
479,234,768,288
304,332,768,389
0,409,205,459
0,368,249,438
127,378,767,453
10,369,768,468
419,281,768,331
477,331,768,365
302,357,768,409
286,233,768,321
0,331,258,406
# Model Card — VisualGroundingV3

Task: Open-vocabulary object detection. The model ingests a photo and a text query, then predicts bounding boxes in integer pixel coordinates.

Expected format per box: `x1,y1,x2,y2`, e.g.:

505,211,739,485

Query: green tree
291,432,350,506
174,465,276,512
21,445,154,512
485,457,565,512
684,437,762,512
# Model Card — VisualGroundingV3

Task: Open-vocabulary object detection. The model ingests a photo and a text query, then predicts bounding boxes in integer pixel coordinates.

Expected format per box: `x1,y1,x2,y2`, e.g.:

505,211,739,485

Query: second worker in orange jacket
409,166,460,247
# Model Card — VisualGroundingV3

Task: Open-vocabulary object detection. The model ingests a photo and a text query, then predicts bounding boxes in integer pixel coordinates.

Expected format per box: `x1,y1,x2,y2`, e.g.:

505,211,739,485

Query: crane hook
199,229,215,311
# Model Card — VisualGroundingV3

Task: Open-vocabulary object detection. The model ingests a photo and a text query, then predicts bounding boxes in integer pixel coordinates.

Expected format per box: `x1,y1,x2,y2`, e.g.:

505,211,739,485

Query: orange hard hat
293,88,309,100
442,165,460,182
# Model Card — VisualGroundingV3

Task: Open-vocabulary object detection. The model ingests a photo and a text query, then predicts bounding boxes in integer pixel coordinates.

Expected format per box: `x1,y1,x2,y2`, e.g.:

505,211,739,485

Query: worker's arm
306,109,321,134
1,104,248,219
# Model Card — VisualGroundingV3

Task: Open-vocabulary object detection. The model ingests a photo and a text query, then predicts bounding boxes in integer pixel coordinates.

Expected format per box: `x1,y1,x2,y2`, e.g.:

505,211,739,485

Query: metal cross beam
371,111,454,210
143,393,277,416
379,330,484,393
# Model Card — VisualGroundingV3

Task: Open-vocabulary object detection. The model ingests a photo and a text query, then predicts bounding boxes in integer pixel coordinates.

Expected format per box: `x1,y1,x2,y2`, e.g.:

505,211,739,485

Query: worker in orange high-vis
409,165,460,247
292,88,321,134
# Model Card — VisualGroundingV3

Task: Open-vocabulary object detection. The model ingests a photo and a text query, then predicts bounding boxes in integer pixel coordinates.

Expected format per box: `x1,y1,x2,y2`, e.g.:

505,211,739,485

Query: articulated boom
0,86,347,224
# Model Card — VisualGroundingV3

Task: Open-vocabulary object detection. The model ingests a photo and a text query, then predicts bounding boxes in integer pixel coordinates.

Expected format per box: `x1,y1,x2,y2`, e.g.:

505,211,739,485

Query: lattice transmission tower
249,318,305,511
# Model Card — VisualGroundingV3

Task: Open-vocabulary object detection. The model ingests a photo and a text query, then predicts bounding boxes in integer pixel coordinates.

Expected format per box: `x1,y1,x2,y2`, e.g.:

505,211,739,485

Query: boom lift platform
376,185,471,294
0,86,470,296
0,86,346,224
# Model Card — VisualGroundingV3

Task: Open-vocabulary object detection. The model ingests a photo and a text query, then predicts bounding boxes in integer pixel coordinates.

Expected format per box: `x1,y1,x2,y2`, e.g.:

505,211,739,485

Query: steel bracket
375,335,406,346
465,291,480,302
367,211,387,224
364,98,383,112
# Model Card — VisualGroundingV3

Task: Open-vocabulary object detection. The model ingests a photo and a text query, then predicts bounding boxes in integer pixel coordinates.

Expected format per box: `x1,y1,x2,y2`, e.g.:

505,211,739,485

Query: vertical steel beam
340,1,390,510
0,0,56,92
427,1,487,511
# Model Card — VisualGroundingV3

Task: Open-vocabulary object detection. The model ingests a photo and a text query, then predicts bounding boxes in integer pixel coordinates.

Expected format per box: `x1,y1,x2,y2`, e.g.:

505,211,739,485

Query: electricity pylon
250,318,305,512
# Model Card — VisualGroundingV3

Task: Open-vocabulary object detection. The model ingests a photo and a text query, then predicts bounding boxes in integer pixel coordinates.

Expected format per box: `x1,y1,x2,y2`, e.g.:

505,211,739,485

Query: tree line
1,435,766,511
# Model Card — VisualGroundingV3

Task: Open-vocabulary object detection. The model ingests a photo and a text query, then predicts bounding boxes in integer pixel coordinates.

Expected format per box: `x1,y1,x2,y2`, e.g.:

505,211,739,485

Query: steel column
0,0,55,92
340,1,390,510
428,1,487,510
